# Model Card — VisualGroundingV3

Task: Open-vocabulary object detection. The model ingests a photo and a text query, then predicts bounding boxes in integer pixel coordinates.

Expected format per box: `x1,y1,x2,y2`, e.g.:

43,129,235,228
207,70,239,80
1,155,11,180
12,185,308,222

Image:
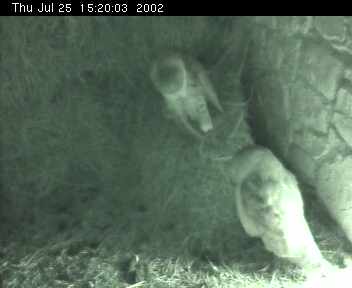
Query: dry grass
1,206,349,288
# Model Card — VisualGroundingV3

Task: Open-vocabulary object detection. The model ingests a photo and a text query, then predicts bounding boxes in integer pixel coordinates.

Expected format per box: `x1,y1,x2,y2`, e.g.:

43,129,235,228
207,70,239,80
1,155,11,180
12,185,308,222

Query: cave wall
243,16,352,242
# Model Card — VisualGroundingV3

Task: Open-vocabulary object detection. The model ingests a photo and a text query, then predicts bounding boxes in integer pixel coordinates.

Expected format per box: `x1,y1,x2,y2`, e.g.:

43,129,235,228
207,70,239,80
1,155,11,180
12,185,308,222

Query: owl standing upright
226,145,331,273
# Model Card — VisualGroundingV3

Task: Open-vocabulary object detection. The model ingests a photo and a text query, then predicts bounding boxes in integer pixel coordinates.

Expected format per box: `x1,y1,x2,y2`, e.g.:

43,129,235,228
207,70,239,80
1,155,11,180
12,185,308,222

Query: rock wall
243,16,352,243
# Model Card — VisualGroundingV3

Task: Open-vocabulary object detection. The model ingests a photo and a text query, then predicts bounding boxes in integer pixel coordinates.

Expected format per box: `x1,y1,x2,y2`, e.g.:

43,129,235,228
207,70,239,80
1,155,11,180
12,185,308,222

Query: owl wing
198,69,224,112
163,92,203,140
183,55,223,113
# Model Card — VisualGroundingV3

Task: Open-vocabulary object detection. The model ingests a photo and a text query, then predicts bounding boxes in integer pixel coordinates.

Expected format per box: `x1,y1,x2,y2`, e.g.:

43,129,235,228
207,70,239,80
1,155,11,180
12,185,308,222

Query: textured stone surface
245,27,269,74
276,16,313,35
265,33,302,80
290,81,330,133
287,144,317,185
314,16,346,42
345,19,352,54
333,113,352,148
341,39,352,55
344,69,352,83
242,15,352,256
265,33,285,71
256,75,290,119
292,130,328,160
335,87,352,116
299,43,343,101
318,128,347,160
317,157,352,242
254,16,277,30
252,76,292,158
264,111,292,160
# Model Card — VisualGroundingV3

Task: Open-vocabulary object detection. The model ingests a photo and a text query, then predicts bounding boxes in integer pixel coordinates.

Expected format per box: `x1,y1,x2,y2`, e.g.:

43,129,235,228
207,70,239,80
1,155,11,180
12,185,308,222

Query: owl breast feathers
228,146,325,267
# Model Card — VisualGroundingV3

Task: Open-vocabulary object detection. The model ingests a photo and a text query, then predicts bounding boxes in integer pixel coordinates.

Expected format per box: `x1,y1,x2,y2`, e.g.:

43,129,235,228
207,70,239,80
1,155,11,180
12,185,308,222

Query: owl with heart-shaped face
150,51,223,139
226,145,332,273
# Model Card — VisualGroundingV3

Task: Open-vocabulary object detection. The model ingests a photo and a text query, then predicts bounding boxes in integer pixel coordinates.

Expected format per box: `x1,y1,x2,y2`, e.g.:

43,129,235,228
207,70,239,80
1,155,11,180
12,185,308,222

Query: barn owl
150,52,223,139
225,145,331,273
